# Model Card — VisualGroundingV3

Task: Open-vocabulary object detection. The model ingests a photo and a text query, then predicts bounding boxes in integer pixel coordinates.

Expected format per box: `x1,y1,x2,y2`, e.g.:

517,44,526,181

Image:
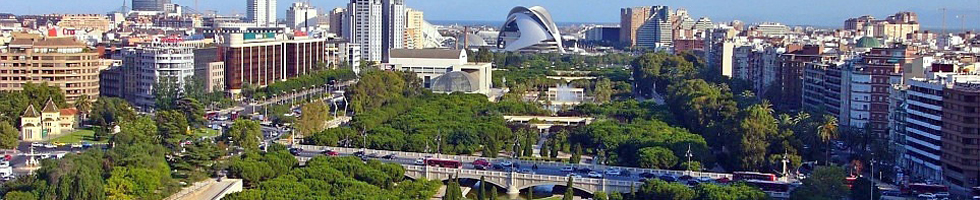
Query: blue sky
3,0,980,29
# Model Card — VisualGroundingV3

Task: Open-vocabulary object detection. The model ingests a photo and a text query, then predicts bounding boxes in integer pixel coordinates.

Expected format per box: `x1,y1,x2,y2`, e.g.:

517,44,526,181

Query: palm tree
817,115,839,165
73,95,93,123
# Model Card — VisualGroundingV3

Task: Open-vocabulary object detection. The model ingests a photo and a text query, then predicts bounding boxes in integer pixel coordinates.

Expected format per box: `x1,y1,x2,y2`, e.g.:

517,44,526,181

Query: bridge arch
517,181,597,194
436,175,509,191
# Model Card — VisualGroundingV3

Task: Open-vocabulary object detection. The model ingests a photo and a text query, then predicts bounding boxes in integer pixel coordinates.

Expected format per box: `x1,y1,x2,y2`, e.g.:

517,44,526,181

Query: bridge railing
402,164,641,187
294,145,734,180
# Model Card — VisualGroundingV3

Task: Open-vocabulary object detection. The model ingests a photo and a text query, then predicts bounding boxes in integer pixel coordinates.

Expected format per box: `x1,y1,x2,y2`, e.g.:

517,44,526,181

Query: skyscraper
327,8,346,35
132,0,171,11
345,0,405,62
635,6,672,48
405,8,424,49
247,0,277,26
620,7,651,47
287,2,318,31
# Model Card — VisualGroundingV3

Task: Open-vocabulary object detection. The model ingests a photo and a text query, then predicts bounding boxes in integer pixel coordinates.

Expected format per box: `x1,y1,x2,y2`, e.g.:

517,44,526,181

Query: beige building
870,22,919,41
0,34,104,104
385,49,492,95
405,9,425,49
56,14,112,32
20,99,77,142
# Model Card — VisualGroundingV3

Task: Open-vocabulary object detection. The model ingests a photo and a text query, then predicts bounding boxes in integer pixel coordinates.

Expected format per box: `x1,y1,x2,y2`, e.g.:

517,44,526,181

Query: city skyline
4,0,980,29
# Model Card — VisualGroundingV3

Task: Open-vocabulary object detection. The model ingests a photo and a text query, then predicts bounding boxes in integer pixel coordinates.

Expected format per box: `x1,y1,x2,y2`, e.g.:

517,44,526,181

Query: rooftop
390,49,463,59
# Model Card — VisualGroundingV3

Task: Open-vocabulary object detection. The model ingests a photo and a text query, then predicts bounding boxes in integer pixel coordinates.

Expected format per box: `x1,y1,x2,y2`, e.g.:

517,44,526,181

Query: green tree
176,97,207,128
478,176,487,200
3,191,37,200
736,104,777,171
0,122,19,149
594,78,614,104
296,100,330,137
570,144,583,164
225,120,262,151
155,110,189,151
637,147,678,169
680,161,702,171
74,94,92,122
636,179,696,200
563,176,574,200
695,183,767,200
594,191,609,200
490,186,498,200
817,115,839,165
790,166,848,200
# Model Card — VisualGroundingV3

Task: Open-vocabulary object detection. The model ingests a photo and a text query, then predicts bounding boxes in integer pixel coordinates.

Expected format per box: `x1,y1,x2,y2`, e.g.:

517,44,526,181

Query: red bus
903,183,948,195
846,176,858,188
743,180,792,193
473,159,491,170
733,172,778,182
425,158,462,168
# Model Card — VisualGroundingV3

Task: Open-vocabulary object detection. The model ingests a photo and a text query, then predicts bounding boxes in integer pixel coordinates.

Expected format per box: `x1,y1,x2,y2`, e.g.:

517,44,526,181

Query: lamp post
870,153,875,200
686,144,694,176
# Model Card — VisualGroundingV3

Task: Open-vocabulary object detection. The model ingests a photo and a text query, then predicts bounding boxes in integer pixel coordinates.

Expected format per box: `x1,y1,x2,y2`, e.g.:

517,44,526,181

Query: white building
385,49,492,95
247,0,277,27
120,43,195,111
904,77,945,183
286,2,318,31
345,0,405,62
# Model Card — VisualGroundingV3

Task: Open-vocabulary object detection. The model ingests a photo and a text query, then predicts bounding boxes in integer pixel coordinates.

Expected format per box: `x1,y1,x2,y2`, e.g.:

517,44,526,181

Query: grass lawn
48,127,107,144
193,128,221,138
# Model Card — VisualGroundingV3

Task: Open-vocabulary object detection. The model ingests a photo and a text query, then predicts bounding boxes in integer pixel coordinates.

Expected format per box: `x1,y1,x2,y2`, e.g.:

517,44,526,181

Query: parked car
587,171,604,178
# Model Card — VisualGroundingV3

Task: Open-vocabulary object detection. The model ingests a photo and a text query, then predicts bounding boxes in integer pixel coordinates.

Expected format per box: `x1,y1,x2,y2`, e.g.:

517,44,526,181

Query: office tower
221,33,326,94
904,77,946,184
287,2,318,31
327,8,346,35
635,5,671,48
620,7,651,47
845,46,916,134
119,43,196,111
0,34,104,104
247,0,277,26
132,0,171,11
405,8,424,49
346,0,405,62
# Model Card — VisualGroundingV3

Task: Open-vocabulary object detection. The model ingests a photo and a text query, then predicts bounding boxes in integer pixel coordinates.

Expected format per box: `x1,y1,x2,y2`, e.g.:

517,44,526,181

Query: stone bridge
402,165,641,195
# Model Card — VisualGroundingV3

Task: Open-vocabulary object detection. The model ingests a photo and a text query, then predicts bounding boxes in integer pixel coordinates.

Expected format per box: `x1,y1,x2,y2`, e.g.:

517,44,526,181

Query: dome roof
856,37,882,48
430,72,478,93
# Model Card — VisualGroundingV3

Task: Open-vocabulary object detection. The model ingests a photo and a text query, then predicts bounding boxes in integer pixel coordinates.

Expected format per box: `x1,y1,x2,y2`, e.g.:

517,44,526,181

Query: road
290,147,720,185
212,80,355,116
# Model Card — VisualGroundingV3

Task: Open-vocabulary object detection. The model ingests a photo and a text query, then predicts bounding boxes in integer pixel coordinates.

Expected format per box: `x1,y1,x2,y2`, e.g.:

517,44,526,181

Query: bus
425,158,462,169
733,172,778,182
846,176,858,188
903,183,948,195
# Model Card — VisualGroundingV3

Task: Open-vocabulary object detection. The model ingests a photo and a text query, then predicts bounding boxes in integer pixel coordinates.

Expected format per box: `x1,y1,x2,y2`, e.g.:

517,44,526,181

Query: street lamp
685,144,693,176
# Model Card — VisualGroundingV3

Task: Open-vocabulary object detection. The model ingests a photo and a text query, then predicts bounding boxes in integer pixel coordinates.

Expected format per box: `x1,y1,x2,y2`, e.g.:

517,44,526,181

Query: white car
499,161,513,167
561,166,574,172
588,171,603,178
918,193,937,199
43,144,57,149
414,158,424,165
604,168,621,176
31,142,43,147
566,173,582,178
935,192,950,197
70,143,83,148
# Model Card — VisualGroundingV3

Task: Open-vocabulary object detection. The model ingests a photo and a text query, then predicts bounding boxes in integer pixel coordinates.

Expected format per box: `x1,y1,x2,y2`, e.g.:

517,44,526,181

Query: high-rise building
905,77,946,183
132,0,171,11
405,8,424,49
0,34,104,104
118,43,196,111
286,2,318,31
221,33,327,95
620,7,651,47
345,0,405,62
247,0,277,26
635,6,671,49
845,46,916,134
941,78,980,195
327,8,346,35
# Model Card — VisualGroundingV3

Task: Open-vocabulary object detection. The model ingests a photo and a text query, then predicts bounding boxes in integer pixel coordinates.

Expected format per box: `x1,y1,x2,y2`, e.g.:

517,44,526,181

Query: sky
4,0,980,29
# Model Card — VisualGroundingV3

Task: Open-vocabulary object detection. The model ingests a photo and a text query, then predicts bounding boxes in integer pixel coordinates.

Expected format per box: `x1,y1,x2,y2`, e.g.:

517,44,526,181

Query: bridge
293,145,740,196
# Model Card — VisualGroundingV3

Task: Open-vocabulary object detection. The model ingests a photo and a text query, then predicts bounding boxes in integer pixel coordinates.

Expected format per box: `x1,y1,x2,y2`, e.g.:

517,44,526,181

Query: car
31,142,43,147
881,190,902,197
322,150,339,156
561,166,574,172
516,169,533,174
381,154,396,159
43,144,57,149
576,167,593,173
81,142,93,148
697,177,714,183
70,143,83,148
367,153,380,158
288,148,301,155
587,171,603,178
2,155,11,161
639,172,657,178
685,180,700,186
353,151,365,157
659,175,678,182
499,160,513,167
413,158,424,165
679,175,694,181
52,142,66,146
935,192,950,197
918,193,937,199
566,173,582,178
604,168,621,176
473,159,492,170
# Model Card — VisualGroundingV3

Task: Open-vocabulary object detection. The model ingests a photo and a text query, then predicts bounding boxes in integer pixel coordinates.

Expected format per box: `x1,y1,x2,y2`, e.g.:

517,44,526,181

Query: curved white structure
497,6,565,53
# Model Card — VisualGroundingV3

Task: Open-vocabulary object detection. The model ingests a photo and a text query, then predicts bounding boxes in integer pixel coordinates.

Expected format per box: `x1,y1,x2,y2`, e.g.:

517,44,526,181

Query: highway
290,145,733,185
